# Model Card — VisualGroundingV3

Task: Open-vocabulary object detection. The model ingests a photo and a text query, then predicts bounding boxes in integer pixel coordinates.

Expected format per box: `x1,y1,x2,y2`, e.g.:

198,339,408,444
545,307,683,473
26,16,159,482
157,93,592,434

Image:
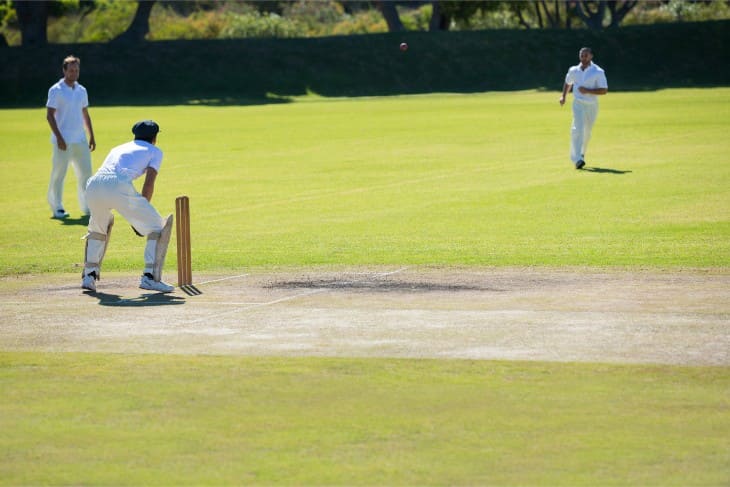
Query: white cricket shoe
53,209,69,219
81,272,97,292
139,273,174,293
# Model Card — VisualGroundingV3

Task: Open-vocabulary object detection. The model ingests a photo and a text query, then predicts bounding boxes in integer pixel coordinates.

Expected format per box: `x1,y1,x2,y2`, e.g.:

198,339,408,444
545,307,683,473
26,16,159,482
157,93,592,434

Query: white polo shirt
565,62,608,104
95,140,163,182
46,78,89,144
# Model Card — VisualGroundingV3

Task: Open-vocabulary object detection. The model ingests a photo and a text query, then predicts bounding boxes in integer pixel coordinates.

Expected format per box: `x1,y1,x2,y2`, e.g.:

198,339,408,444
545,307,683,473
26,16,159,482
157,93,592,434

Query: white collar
60,78,77,89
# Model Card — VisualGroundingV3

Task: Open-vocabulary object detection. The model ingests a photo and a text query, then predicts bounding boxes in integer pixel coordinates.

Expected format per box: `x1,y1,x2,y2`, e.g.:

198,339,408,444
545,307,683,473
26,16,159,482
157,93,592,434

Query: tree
112,0,155,43
470,1,567,30
375,0,404,32
13,0,48,46
571,0,607,29
571,0,638,30
538,0,570,28
11,0,98,46
506,1,638,30
429,1,448,31
606,0,639,28
430,1,502,31
569,1,639,30
506,1,533,29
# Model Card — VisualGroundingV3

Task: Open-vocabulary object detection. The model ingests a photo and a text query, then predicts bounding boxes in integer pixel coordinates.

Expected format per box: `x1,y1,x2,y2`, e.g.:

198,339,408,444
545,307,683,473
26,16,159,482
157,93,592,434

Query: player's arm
559,83,571,106
141,167,158,202
82,107,96,151
46,107,66,150
131,168,160,237
578,86,608,95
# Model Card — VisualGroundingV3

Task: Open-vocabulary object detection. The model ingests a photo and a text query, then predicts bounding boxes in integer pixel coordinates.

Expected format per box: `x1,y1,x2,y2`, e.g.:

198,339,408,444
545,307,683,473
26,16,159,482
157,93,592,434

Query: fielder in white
82,120,175,293
46,55,96,219
560,47,608,169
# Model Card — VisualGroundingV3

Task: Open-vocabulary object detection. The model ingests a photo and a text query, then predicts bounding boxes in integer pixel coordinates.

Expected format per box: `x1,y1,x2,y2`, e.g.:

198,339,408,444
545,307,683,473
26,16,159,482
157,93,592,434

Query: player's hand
57,138,67,150
89,137,96,152
559,96,565,106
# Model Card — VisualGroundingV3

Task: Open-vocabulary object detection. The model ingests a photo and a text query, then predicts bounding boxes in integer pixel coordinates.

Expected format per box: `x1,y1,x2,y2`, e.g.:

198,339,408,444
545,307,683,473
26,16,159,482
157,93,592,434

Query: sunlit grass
1,88,728,276
1,352,728,485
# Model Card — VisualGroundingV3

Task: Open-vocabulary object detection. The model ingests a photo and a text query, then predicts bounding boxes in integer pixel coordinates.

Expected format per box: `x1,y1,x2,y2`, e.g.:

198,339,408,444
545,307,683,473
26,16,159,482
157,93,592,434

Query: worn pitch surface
1,268,727,366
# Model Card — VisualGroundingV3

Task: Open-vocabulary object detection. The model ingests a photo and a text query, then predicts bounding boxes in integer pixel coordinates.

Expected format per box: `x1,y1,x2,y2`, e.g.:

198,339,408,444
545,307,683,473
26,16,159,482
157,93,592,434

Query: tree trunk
510,3,531,29
112,0,155,43
376,0,405,32
552,0,561,28
534,2,544,29
607,0,638,28
573,0,607,30
14,0,49,46
429,1,450,31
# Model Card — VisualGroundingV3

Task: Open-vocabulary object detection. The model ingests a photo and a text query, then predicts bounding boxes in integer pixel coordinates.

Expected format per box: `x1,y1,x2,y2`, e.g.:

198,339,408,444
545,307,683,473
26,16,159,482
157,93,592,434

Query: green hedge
2,20,728,107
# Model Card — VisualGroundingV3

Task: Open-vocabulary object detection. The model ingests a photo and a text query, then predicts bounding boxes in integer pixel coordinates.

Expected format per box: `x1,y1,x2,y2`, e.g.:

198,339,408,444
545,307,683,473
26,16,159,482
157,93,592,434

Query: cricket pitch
1,267,728,366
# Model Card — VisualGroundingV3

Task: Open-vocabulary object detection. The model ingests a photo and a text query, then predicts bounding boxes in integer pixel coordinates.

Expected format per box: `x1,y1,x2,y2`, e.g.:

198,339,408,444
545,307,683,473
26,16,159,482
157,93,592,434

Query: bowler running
559,47,608,169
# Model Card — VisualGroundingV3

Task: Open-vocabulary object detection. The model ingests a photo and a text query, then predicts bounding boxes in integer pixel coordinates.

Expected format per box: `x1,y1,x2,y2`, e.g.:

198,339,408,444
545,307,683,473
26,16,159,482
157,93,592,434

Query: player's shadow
57,215,90,226
583,166,632,174
85,290,186,307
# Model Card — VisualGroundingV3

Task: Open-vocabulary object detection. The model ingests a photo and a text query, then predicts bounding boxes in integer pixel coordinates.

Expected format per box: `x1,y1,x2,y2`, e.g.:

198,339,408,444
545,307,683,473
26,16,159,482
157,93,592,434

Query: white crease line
190,268,406,288
347,268,408,279
377,267,408,277
0,299,261,307
191,273,250,286
0,269,407,309
184,267,409,324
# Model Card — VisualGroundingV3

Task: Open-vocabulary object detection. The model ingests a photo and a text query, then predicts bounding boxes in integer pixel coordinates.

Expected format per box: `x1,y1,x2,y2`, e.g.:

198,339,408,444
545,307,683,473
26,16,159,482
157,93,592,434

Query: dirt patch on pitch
269,278,489,293
1,267,728,366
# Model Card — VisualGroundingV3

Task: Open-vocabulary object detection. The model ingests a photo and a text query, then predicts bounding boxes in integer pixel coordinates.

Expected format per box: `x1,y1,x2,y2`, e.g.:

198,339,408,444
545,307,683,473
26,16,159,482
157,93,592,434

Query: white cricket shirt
565,62,608,104
46,79,89,144
95,140,163,182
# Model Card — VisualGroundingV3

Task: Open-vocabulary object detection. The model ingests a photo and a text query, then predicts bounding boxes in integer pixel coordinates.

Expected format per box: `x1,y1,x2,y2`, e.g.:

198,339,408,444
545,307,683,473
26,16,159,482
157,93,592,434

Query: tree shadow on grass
583,166,632,175
84,290,186,307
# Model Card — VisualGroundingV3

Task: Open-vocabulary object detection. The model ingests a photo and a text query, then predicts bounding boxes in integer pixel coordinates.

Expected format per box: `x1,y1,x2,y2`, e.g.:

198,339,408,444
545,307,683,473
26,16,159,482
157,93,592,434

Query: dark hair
134,134,156,143
580,47,593,55
63,55,80,70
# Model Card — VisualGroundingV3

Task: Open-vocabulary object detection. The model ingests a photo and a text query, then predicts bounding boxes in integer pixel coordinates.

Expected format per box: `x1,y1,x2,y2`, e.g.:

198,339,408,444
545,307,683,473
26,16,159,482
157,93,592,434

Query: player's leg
140,215,174,292
570,102,586,167
69,143,93,216
81,210,114,292
114,188,174,292
48,144,70,218
581,103,599,162
80,175,118,291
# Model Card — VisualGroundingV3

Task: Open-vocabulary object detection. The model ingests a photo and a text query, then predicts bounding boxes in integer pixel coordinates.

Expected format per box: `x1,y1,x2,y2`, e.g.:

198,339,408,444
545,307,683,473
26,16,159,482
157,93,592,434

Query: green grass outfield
1,89,728,485
0,88,728,274
1,353,728,485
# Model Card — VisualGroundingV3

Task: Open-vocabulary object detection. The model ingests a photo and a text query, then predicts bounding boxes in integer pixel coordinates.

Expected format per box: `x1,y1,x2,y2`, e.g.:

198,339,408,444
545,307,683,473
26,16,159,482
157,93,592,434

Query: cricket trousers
48,142,93,214
83,173,165,276
571,100,599,164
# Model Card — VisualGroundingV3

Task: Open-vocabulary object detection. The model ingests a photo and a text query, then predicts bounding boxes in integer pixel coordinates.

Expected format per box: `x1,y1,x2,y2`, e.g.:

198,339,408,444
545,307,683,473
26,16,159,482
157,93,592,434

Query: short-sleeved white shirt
95,140,163,182
565,62,608,104
46,79,89,144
